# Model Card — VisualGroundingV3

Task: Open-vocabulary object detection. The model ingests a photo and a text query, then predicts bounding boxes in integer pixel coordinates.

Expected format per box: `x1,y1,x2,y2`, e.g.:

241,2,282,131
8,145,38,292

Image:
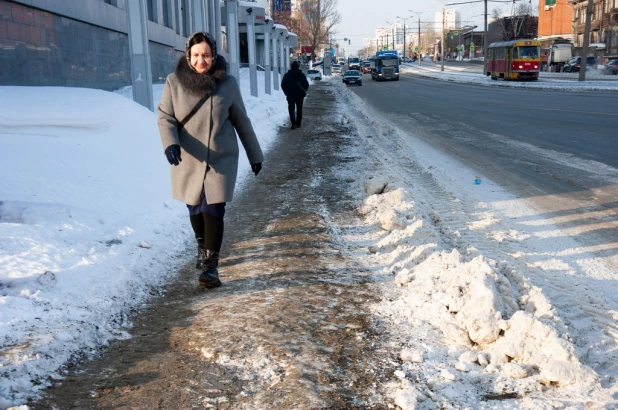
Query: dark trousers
287,98,304,126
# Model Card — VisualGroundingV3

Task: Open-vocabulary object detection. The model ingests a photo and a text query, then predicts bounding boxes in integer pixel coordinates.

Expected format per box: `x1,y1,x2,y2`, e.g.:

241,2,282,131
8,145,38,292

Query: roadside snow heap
360,177,598,406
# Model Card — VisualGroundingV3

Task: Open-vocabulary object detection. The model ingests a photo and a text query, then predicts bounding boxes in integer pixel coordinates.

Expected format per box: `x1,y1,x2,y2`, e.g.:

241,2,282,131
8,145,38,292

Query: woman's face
190,41,213,74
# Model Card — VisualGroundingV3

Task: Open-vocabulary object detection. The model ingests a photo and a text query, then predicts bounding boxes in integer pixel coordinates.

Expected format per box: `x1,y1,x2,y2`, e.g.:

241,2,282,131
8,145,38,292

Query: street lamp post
397,15,413,61
386,21,396,50
409,9,429,66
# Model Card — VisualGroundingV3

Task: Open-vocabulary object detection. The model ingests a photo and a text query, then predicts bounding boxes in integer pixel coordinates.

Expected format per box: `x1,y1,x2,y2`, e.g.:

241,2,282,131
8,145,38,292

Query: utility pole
392,26,395,49
579,0,594,81
418,18,422,66
483,0,488,75
441,8,445,71
398,15,413,62
410,10,428,67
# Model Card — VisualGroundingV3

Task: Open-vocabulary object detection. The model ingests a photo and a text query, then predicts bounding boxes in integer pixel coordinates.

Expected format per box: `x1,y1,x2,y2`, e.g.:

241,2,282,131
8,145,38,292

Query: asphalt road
349,73,618,169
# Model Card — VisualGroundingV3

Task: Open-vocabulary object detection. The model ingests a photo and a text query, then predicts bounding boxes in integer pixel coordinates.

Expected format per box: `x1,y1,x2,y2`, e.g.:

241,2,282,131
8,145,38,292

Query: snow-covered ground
400,61,618,91
1,67,617,408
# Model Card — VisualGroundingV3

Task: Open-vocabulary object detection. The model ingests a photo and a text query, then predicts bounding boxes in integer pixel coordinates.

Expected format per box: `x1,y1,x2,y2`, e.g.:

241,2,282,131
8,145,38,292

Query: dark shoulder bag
177,97,208,131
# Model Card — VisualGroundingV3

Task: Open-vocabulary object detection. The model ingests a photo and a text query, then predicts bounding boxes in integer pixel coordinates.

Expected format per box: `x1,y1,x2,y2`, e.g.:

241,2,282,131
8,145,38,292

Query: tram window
517,46,538,58
498,48,505,58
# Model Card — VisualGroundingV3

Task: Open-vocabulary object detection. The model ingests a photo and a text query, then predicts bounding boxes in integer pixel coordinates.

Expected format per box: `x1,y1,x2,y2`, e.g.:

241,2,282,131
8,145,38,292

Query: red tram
487,39,541,81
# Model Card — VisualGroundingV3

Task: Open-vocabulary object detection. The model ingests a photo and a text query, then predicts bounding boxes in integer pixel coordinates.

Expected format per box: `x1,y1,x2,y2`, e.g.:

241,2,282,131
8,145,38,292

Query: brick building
537,0,574,45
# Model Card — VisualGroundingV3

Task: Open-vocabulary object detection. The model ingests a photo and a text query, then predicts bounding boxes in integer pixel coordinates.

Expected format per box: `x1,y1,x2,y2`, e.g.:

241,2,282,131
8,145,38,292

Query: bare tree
514,1,537,16
300,0,341,59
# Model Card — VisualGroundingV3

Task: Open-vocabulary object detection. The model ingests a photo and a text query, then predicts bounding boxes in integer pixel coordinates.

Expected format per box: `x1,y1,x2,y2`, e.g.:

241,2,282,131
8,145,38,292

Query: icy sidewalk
35,79,403,408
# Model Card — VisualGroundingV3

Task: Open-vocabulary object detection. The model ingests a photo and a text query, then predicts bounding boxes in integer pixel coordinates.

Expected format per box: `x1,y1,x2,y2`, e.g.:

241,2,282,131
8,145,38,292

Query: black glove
165,144,182,166
251,162,262,176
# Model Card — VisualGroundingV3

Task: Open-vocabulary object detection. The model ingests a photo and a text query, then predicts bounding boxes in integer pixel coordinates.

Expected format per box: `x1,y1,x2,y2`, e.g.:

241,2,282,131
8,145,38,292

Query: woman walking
158,32,263,288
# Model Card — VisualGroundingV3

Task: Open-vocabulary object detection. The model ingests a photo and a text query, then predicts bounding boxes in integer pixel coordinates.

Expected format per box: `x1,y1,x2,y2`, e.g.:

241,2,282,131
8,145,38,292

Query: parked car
342,70,362,86
563,56,597,73
306,69,322,81
604,59,618,75
331,64,342,74
361,62,371,74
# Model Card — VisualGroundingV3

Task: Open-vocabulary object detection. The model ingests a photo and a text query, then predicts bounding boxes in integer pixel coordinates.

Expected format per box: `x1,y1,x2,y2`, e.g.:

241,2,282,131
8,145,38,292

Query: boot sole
198,278,222,288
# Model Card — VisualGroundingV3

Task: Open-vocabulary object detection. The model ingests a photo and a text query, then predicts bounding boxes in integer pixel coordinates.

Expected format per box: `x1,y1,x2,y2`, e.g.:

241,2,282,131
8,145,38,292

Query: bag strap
177,97,208,129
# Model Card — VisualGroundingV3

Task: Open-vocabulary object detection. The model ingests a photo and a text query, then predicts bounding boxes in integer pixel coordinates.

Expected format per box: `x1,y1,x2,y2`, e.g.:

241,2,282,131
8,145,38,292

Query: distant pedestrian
281,61,309,129
157,31,264,288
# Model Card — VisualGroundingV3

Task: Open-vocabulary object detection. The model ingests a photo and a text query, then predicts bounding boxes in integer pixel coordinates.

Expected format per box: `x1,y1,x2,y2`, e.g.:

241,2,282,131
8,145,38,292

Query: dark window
163,0,172,28
181,0,190,37
147,0,155,22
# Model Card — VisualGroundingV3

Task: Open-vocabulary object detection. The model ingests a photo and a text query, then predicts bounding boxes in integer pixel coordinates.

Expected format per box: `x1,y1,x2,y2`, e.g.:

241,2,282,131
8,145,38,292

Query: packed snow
1,66,617,408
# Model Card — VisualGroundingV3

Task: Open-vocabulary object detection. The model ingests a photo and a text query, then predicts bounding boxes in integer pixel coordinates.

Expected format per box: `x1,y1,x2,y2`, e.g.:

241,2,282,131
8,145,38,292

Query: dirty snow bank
361,184,597,392
332,79,614,408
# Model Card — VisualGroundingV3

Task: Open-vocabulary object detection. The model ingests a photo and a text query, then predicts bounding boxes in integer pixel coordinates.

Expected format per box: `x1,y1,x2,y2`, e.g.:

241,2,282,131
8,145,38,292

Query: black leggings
287,99,304,125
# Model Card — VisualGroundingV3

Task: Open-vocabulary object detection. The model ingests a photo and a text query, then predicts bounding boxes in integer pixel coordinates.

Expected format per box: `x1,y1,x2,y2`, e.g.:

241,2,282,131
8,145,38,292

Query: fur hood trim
175,55,228,98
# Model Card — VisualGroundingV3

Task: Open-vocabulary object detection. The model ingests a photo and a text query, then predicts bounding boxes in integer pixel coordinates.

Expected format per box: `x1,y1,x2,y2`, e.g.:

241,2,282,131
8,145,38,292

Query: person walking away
158,31,264,288
281,61,309,130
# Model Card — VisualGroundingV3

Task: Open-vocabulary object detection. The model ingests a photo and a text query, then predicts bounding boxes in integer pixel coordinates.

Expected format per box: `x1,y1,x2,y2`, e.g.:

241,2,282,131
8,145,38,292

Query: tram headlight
519,65,523,69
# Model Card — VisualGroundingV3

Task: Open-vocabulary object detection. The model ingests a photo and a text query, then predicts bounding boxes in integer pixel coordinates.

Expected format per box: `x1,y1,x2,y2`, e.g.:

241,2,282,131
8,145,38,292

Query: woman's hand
165,145,182,166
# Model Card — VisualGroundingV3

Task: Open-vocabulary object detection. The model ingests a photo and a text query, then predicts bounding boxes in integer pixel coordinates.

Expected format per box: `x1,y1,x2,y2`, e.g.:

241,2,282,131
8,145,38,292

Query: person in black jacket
281,61,310,129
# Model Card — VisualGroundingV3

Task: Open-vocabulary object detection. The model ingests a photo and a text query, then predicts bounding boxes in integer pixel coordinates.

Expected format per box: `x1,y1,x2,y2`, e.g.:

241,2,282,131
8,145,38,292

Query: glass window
146,0,154,21
517,46,538,58
381,59,398,67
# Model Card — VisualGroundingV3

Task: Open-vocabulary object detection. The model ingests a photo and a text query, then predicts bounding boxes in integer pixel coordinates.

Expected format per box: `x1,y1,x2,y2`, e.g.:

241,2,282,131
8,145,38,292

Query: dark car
604,59,618,75
563,56,597,73
342,70,362,86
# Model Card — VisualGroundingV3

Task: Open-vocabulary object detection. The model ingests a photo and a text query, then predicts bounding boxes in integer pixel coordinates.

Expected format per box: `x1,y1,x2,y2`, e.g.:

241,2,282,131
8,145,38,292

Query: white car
332,64,342,74
306,69,322,81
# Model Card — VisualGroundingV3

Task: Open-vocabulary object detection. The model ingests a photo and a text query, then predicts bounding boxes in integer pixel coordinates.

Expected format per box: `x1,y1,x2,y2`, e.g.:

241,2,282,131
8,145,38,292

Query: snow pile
0,70,287,407
359,179,599,405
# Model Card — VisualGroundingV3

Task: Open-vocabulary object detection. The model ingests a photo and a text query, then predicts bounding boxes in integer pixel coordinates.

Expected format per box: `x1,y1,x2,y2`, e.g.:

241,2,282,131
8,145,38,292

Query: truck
371,50,399,81
541,38,573,72
347,56,361,70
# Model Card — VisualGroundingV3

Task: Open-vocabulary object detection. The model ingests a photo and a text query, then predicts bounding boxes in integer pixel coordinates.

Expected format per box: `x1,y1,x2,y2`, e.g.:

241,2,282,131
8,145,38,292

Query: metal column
126,0,154,111
192,0,207,32
226,0,240,80
264,19,272,94
279,35,285,77
246,12,258,97
272,31,279,90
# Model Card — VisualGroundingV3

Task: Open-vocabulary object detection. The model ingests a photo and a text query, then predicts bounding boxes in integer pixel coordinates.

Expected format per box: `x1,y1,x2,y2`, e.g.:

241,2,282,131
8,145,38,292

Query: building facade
435,9,460,31
537,0,573,41
0,0,190,90
570,0,618,58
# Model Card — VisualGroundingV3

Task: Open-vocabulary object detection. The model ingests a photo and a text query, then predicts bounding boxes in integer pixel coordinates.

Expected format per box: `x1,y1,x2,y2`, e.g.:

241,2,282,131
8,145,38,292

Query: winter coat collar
175,55,228,98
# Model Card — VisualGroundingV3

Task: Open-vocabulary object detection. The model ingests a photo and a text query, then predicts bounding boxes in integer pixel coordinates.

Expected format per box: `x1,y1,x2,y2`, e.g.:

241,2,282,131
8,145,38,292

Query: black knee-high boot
189,214,206,268
198,213,224,288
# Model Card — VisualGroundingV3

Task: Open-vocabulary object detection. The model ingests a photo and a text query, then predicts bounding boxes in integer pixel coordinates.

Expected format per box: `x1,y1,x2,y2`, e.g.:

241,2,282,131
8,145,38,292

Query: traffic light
348,39,351,45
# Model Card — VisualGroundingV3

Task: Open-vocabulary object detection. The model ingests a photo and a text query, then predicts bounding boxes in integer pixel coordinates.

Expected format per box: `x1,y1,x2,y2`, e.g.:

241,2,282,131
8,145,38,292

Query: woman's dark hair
187,32,218,57
188,32,208,49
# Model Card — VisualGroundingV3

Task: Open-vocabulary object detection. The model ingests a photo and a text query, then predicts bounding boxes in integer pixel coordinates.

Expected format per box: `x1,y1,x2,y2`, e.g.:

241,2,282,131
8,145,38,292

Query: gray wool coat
158,56,264,206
